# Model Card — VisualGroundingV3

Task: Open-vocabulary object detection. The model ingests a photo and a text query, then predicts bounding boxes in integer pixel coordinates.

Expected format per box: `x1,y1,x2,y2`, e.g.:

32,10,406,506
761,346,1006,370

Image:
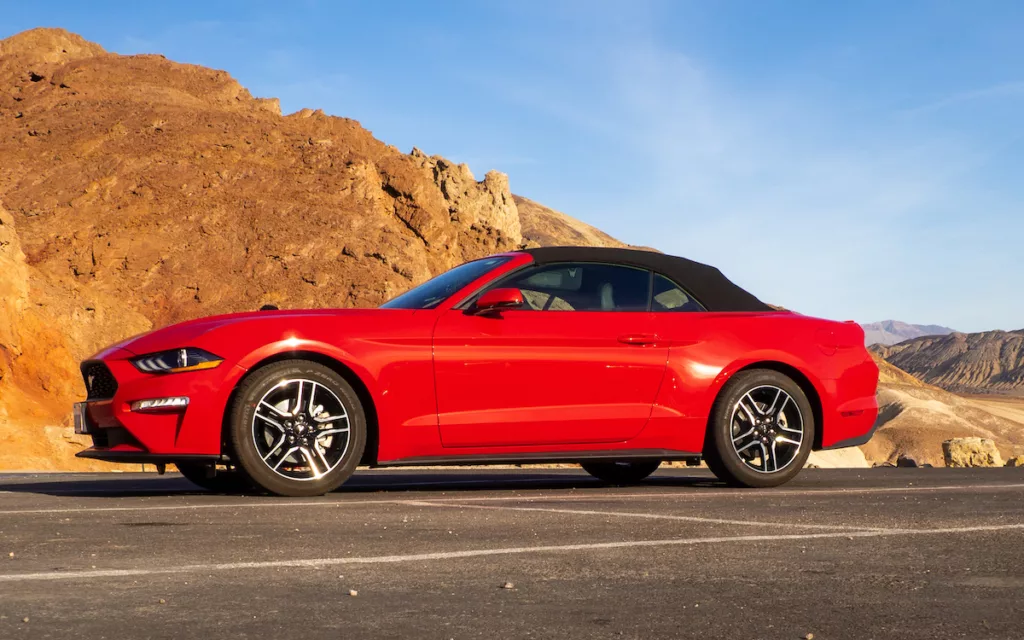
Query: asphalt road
1,468,1022,639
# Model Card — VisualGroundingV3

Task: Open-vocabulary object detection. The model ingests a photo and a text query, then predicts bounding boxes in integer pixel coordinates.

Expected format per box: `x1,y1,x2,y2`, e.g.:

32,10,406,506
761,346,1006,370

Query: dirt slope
864,357,1024,465
515,195,626,248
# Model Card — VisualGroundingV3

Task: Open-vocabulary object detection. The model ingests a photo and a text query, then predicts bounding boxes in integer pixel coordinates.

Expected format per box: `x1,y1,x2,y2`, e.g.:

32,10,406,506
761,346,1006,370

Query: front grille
82,361,118,400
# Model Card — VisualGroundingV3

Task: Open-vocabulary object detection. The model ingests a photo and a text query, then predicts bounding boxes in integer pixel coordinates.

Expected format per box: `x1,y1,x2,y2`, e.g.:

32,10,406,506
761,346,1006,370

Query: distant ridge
861,320,955,346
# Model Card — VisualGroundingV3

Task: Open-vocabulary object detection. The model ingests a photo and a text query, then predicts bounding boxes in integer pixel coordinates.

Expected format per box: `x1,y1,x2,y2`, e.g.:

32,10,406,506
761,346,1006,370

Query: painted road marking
1,523,1021,583
399,500,893,531
1,482,1023,516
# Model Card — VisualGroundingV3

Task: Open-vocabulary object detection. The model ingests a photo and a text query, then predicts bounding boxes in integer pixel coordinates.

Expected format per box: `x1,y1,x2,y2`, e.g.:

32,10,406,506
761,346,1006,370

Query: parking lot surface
1,468,1022,639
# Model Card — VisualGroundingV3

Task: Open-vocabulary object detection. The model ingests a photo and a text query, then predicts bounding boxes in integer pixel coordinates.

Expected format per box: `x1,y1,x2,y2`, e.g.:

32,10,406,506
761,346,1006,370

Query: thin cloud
902,81,1024,115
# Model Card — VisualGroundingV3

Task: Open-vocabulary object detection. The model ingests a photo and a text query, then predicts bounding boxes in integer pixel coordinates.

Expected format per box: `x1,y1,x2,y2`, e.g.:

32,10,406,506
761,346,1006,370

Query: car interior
499,262,705,312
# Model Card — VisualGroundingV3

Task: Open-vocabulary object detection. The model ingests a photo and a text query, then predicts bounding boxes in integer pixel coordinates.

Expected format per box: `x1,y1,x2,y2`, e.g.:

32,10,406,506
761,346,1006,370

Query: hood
97,308,383,357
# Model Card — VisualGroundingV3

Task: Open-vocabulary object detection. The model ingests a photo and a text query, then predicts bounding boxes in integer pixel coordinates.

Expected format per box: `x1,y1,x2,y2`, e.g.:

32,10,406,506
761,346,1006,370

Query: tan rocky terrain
514,195,625,249
872,330,1024,397
0,28,618,470
864,356,1024,466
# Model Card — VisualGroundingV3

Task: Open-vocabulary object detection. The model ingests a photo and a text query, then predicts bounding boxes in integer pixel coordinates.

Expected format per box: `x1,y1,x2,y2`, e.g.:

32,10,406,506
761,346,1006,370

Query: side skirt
76,450,225,465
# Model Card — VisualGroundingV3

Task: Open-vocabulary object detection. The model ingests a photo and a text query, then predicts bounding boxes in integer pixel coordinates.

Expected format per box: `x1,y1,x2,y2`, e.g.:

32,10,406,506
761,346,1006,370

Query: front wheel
703,369,815,488
229,360,367,497
581,460,661,485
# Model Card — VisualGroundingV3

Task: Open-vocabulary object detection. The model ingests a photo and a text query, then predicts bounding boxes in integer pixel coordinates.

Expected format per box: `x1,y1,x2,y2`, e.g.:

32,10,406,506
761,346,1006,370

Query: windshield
380,256,511,310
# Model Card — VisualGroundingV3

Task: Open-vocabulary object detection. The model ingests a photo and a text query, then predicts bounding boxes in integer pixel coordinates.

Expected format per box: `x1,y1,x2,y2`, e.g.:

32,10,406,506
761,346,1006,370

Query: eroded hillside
0,28,606,469
873,330,1024,397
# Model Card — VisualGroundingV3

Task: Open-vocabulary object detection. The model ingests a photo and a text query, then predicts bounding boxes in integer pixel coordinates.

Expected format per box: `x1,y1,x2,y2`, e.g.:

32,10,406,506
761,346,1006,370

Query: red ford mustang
75,247,878,496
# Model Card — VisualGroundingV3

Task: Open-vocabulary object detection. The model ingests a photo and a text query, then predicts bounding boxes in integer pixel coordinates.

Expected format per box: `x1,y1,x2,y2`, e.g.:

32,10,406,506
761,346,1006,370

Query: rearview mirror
473,288,524,314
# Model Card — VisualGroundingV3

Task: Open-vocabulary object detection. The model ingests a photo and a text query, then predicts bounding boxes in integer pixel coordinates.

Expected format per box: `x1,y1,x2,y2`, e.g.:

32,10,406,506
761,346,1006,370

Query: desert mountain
0,28,619,470
861,320,955,346
872,329,1024,397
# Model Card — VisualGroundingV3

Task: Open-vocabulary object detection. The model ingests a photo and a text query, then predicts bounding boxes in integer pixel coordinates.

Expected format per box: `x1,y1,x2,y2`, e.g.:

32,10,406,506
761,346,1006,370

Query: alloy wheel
729,384,804,473
251,378,351,481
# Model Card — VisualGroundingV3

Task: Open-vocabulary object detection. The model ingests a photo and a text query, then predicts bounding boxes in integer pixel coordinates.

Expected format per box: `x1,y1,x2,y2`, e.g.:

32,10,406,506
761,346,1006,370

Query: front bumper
75,348,245,461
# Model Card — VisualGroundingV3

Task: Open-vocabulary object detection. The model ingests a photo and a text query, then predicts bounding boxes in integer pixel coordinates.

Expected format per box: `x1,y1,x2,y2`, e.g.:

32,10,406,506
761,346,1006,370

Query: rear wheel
581,460,661,485
229,360,366,497
704,369,814,488
175,462,252,493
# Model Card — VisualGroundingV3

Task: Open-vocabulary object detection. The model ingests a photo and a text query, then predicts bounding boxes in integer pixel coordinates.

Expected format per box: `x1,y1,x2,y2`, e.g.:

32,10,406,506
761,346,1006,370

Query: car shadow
0,468,719,498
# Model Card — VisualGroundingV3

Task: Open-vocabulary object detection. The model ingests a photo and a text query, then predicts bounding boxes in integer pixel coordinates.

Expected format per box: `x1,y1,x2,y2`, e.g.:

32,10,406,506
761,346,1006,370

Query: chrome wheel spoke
255,409,285,431
776,435,801,446
262,435,286,462
737,399,759,424
312,446,331,475
300,447,322,479
259,400,292,419
732,427,755,443
313,414,347,424
759,442,770,472
317,426,349,438
293,381,304,416
735,440,759,455
771,394,790,421
273,446,301,471
307,382,318,416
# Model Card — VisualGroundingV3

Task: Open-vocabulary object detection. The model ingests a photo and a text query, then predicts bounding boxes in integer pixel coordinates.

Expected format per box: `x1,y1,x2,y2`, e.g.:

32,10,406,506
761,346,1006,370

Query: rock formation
0,28,598,469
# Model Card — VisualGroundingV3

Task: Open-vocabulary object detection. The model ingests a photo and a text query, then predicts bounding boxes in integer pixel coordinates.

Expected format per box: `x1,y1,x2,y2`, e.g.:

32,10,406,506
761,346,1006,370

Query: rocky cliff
0,28,611,470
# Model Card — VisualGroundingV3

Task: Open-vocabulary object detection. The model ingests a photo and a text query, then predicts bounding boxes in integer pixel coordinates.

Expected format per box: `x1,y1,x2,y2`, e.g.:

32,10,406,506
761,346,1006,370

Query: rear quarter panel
649,312,878,452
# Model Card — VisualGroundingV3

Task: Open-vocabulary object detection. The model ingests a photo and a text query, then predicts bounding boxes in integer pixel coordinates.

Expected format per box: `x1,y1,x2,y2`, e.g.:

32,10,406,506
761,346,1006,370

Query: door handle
618,334,659,346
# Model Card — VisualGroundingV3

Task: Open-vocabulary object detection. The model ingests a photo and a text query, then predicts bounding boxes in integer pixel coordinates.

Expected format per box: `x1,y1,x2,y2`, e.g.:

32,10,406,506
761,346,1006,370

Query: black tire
175,462,253,493
581,460,661,485
229,360,366,497
704,369,815,488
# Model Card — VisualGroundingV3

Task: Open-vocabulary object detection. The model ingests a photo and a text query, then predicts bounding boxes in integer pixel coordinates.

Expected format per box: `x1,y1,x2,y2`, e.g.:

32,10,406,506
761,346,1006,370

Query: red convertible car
75,247,878,496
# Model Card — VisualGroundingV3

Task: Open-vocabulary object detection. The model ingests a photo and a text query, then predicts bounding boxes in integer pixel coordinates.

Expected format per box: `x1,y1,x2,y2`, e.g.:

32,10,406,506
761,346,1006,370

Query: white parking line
0,482,1022,516
400,500,892,531
1,523,1021,583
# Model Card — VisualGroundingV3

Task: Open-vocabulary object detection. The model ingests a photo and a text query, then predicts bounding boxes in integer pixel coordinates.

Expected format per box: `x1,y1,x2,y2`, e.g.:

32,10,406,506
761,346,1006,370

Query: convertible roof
520,246,771,312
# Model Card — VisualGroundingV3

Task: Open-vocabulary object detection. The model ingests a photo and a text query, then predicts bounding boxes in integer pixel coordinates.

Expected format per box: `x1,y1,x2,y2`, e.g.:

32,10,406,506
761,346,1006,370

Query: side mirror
473,288,524,315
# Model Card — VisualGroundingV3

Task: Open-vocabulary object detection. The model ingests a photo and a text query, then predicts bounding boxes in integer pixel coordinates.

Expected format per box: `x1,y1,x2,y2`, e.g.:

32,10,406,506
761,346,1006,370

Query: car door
432,262,670,448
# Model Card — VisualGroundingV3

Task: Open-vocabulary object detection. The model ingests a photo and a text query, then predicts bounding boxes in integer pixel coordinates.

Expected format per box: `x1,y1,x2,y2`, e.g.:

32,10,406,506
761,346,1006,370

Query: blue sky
4,1,1022,332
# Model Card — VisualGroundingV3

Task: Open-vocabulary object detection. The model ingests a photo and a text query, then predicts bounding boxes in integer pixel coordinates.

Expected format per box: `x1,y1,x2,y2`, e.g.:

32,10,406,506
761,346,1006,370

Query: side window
497,262,651,311
652,274,706,312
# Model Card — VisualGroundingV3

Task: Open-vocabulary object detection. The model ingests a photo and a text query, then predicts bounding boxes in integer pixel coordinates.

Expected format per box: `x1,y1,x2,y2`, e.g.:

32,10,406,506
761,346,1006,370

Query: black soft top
521,246,771,313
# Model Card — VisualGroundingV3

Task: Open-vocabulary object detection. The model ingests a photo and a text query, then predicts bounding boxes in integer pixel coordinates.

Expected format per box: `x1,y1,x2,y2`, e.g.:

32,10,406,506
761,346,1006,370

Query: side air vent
82,361,118,400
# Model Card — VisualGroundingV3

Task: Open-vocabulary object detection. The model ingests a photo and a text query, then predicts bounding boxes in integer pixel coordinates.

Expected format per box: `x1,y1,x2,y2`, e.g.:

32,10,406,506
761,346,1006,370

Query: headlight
131,348,223,374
